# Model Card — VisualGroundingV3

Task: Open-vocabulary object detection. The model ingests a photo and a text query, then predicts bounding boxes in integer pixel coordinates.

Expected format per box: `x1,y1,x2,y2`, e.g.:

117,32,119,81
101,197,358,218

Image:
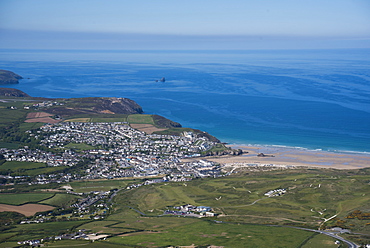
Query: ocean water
0,49,370,153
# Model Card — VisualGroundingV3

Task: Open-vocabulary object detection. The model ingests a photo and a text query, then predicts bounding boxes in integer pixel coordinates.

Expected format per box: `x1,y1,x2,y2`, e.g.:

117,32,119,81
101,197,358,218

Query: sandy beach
187,145,370,170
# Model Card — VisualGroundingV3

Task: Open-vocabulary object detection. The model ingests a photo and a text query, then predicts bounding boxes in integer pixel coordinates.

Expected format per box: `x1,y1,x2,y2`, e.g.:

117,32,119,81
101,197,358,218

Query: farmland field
64,142,95,151
1,168,369,246
0,193,54,205
39,193,81,207
64,117,91,122
0,142,19,149
127,114,154,124
0,161,46,171
107,220,313,248
3,220,89,243
0,203,54,216
18,122,43,132
0,106,27,128
67,179,134,193
0,161,68,176
111,169,370,232
91,117,128,123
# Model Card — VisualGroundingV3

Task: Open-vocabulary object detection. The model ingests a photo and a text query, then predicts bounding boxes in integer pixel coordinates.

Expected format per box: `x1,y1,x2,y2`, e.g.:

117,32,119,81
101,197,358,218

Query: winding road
286,226,359,248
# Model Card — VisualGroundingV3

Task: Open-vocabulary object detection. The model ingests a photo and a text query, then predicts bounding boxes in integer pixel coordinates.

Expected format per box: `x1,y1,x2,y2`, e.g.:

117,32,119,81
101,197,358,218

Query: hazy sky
1,0,370,50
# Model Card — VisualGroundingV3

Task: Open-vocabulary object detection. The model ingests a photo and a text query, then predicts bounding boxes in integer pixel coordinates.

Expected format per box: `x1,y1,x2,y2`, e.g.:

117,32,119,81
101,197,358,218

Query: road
288,226,359,248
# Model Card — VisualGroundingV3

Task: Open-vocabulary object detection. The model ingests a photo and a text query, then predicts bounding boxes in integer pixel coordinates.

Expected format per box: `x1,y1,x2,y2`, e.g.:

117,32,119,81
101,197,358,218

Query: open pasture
0,161,46,171
3,220,89,242
91,117,128,123
301,233,338,248
113,169,370,231
108,220,313,248
18,122,43,132
0,107,27,127
0,161,68,176
0,142,19,149
127,114,154,124
40,193,81,207
0,193,54,205
68,179,134,193
64,142,95,151
41,240,129,248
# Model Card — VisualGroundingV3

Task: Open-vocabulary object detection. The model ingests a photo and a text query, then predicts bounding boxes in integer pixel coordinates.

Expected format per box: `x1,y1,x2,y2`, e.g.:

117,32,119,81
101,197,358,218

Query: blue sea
1,49,370,153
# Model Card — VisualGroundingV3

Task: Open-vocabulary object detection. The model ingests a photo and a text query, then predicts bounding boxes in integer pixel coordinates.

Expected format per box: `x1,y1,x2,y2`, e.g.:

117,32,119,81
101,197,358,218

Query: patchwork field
105,168,370,246
25,111,59,123
130,124,166,134
26,112,52,119
1,168,369,246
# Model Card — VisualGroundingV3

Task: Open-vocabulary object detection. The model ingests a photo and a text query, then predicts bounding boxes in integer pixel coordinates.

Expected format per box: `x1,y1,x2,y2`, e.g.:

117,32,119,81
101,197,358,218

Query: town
1,121,223,184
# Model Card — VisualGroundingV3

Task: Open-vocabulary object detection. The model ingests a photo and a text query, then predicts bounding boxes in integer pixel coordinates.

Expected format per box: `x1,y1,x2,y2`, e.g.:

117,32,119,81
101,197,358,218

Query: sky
0,0,370,50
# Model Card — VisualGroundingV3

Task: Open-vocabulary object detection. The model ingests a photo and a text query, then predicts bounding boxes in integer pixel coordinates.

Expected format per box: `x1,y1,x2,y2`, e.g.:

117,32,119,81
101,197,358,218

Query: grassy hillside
0,168,369,246
0,161,68,177
104,168,370,246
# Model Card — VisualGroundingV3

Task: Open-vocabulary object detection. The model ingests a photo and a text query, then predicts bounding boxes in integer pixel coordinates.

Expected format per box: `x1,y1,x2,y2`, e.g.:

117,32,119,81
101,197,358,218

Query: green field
91,117,128,123
0,161,46,171
111,169,370,232
18,122,44,132
65,168,365,247
75,212,315,248
301,233,338,248
68,179,134,193
1,168,369,246
0,104,29,129
108,220,312,248
0,193,54,205
127,114,154,124
41,240,130,248
0,142,20,149
40,193,81,207
0,161,68,176
64,142,96,151
3,220,89,243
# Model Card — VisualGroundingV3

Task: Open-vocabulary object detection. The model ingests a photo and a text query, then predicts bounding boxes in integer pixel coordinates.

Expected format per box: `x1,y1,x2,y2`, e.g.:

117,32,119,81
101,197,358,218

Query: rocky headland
0,69,23,85
0,88,30,97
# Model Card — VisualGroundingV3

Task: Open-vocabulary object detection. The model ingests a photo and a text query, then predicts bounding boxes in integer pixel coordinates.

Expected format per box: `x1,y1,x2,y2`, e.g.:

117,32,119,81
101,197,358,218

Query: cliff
0,70,23,85
0,88,30,97
153,115,182,128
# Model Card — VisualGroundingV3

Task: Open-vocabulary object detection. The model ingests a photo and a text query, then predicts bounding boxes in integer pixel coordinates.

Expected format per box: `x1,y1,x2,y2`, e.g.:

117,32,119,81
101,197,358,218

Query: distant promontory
0,69,23,85
0,88,30,97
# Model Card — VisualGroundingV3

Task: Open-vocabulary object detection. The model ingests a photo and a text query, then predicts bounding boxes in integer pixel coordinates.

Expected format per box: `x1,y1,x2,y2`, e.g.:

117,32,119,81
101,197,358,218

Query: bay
1,49,370,153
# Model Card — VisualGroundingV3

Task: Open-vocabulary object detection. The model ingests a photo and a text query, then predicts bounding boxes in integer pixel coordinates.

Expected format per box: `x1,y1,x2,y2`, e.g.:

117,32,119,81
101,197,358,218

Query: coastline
188,144,370,170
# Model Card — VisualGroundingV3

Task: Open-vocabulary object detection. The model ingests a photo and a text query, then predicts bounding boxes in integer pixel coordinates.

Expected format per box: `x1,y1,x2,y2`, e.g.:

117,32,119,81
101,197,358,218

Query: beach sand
185,145,370,170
